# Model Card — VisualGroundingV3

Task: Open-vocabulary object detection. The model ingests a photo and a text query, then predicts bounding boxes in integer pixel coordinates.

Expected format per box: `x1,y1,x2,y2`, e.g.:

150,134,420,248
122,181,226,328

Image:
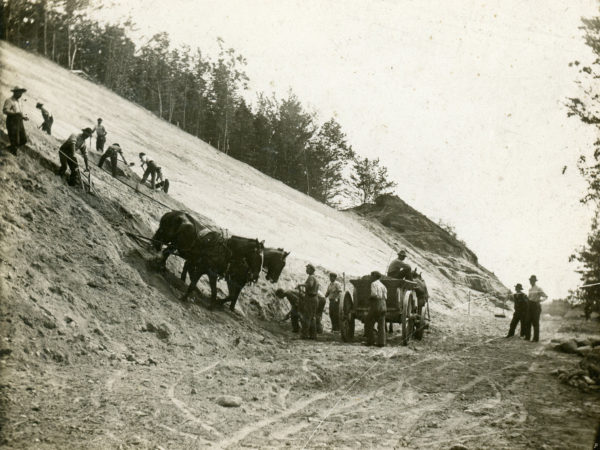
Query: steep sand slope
1,42,599,450
0,41,506,309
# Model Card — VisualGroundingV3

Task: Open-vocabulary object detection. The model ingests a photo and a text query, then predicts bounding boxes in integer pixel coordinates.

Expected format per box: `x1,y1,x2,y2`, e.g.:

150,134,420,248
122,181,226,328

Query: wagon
340,275,427,345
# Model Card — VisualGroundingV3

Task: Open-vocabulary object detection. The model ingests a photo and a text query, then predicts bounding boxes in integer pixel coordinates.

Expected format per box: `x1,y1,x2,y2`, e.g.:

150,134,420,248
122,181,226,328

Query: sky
95,0,599,298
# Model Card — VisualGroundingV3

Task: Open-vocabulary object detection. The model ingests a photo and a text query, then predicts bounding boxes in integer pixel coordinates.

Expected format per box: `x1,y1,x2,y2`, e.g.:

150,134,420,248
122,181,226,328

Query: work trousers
525,302,541,342
98,150,118,177
142,161,159,189
507,306,528,337
6,115,27,150
58,144,80,186
329,298,340,331
365,311,386,347
365,297,387,347
302,295,318,339
290,305,300,333
42,116,53,135
96,135,106,152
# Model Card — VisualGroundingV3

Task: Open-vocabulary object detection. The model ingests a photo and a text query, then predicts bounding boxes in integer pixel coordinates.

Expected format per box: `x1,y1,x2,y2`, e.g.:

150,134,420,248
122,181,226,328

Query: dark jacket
513,292,528,312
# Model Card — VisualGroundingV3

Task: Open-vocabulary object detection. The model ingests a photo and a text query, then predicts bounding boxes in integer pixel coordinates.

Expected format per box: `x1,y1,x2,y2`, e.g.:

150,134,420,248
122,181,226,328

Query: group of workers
2,86,169,193
506,275,548,342
276,249,415,347
5,86,552,346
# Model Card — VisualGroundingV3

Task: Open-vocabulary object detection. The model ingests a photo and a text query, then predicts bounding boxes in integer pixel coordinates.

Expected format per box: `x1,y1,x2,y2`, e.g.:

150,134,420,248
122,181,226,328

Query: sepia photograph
1,0,600,448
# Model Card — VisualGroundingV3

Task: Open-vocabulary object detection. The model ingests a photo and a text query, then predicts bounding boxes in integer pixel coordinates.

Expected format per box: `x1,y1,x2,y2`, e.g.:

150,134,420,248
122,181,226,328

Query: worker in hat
325,272,342,332
365,271,387,347
524,275,547,342
276,288,303,334
35,102,53,135
2,86,29,155
93,118,107,153
387,249,412,280
506,283,529,338
297,263,319,339
139,152,168,192
98,143,128,178
57,128,93,186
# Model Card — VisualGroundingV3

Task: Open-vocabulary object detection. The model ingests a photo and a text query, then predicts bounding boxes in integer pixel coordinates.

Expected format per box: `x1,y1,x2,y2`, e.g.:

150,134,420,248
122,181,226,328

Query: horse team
151,210,289,311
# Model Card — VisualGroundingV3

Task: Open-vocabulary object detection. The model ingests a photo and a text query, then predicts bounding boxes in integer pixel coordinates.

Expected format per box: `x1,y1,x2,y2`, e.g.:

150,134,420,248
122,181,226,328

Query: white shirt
3,96,22,115
370,279,387,300
528,284,548,303
325,280,342,301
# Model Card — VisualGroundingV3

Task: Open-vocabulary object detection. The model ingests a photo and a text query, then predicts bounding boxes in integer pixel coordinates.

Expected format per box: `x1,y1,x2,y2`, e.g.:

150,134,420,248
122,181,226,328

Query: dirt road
2,310,598,449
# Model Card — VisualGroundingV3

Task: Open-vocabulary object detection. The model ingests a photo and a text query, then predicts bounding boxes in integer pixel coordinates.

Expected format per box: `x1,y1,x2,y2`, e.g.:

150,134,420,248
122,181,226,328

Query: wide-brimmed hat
306,263,315,271
112,143,120,147
36,102,43,108
371,270,382,279
81,127,93,135
515,283,523,291
139,152,146,158
329,272,337,279
11,86,26,93
529,275,537,282
398,249,407,258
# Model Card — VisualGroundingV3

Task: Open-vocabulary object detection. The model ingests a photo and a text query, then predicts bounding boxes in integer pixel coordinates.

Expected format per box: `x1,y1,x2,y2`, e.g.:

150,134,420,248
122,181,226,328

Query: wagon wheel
340,292,355,342
401,290,415,346
414,303,425,340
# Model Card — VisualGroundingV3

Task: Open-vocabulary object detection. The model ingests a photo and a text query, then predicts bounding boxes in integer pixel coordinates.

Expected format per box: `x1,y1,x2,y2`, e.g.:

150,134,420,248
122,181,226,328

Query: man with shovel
98,143,130,177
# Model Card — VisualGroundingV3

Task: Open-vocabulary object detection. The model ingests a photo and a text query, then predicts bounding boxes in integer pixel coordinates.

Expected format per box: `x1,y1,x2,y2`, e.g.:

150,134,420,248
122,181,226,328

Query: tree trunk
70,43,77,70
182,83,187,131
52,25,56,61
43,6,48,56
157,81,163,118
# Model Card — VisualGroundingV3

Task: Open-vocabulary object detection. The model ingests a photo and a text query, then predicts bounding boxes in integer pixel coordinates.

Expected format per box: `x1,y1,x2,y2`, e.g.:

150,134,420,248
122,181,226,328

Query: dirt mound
349,194,479,263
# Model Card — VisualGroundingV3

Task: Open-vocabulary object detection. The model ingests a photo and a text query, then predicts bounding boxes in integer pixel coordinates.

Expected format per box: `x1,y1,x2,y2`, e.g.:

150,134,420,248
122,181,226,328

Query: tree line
0,0,397,207
566,14,600,316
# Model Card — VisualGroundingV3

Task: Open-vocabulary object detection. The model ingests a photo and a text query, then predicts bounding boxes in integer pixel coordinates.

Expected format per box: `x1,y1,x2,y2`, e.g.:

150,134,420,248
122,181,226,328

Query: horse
151,210,264,306
180,247,263,310
262,247,290,283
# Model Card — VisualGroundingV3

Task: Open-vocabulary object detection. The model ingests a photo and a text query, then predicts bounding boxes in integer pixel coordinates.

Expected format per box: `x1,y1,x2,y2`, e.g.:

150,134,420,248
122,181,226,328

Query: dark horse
180,246,290,311
262,247,290,283
152,210,264,307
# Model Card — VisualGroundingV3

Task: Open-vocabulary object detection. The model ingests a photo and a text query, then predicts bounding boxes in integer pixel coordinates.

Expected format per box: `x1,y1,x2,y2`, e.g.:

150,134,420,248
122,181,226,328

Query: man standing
365,271,387,347
58,128,92,185
276,288,302,333
325,273,342,332
525,275,547,342
299,264,319,340
506,283,529,338
94,118,107,153
3,86,29,155
387,250,412,280
35,102,53,135
98,143,127,177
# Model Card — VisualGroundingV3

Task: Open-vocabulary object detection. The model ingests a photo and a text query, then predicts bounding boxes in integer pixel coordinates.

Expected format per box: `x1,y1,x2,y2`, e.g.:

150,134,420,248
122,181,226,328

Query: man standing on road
387,249,412,280
298,264,319,340
98,143,128,177
94,118,107,153
506,283,529,338
3,86,29,155
365,271,387,347
36,102,53,135
276,288,302,334
325,272,342,332
525,275,547,342
58,127,92,185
